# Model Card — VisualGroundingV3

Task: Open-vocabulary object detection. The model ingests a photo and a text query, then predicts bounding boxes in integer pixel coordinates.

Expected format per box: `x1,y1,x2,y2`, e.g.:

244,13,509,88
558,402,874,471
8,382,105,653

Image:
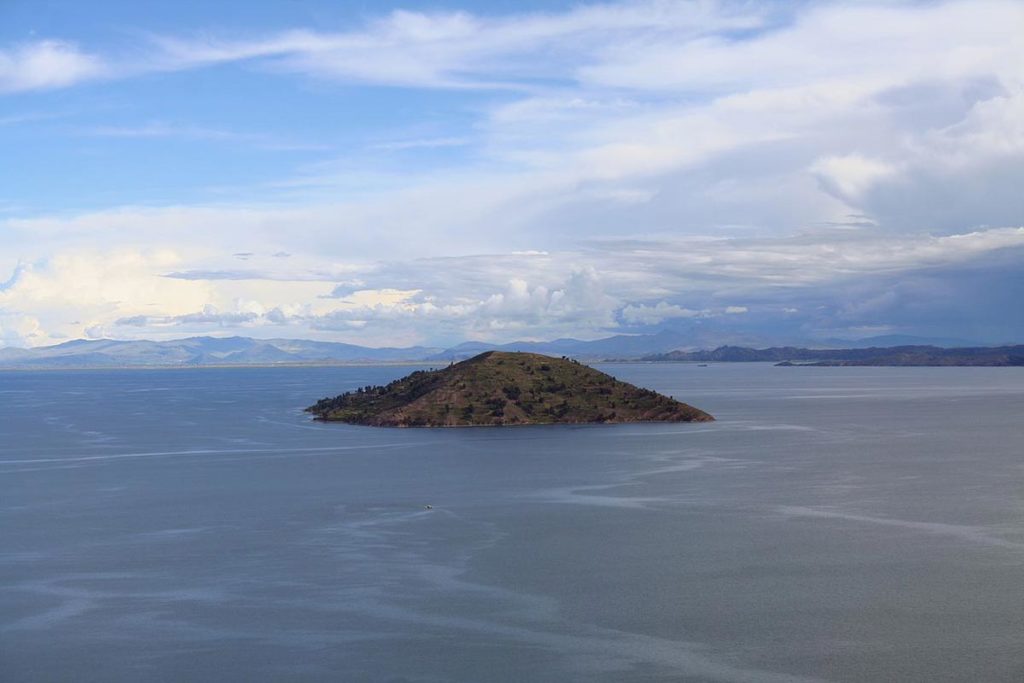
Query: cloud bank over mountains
1,0,1022,348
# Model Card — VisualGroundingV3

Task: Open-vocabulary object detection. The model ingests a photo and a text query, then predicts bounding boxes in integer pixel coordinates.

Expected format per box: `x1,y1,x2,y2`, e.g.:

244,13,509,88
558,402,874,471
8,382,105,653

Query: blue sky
1,0,1022,348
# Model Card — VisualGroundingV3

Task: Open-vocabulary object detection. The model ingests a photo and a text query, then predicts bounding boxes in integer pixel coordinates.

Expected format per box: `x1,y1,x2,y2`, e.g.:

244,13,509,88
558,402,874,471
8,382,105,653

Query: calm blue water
2,363,1024,682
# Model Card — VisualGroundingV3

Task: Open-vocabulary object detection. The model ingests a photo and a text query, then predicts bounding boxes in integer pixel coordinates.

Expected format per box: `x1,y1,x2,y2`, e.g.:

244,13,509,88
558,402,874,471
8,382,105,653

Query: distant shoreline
0,359,732,372
3,359,1023,371
0,361,446,372
640,344,1024,367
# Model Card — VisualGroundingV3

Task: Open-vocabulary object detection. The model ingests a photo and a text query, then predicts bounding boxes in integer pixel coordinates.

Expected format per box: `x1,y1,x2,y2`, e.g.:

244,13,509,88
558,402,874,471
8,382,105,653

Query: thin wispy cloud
145,3,771,90
82,122,331,152
369,136,471,151
87,122,255,140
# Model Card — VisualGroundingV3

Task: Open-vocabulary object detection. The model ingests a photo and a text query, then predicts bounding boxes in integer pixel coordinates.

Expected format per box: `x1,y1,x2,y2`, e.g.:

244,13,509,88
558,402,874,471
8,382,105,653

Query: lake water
2,363,1023,682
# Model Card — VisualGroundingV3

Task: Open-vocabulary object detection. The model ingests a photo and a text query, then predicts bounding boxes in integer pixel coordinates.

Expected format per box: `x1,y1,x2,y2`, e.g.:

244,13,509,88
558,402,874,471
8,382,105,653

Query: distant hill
430,333,992,360
429,329,695,361
0,336,441,368
0,330,701,368
644,345,1024,366
819,334,982,348
2,333,1013,369
307,351,714,427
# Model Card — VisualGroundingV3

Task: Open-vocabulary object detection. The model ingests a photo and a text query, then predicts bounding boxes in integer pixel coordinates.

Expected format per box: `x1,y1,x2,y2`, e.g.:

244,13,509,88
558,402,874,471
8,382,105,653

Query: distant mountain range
425,329,698,361
0,331,700,368
815,334,981,349
0,333,1009,369
644,345,1024,366
0,336,441,368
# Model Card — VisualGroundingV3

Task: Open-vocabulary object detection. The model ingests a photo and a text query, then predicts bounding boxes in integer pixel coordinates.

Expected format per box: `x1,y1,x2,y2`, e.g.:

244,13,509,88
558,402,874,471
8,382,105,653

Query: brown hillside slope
307,351,713,427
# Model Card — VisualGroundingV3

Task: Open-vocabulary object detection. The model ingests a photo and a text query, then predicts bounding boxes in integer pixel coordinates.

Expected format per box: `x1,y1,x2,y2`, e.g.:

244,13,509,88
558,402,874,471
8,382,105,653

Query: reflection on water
2,364,1023,682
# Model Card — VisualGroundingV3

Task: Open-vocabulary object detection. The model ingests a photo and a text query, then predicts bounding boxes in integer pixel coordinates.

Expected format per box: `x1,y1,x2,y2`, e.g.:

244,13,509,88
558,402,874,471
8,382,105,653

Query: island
307,351,714,427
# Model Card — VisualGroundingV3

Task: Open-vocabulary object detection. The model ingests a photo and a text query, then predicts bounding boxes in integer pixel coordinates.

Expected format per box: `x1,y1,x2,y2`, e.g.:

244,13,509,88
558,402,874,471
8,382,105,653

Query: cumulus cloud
4,226,1023,347
292,268,619,342
0,312,44,347
84,324,107,339
0,249,211,346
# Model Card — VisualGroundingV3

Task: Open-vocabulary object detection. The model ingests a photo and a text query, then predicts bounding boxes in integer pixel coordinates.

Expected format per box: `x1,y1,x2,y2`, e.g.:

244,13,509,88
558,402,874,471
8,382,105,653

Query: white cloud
148,3,766,90
369,136,471,151
84,324,107,339
304,268,619,342
0,311,44,347
811,154,898,203
579,1,1024,91
0,249,211,346
8,2,1022,238
621,302,704,325
478,268,618,332
0,40,105,92
1,225,1022,347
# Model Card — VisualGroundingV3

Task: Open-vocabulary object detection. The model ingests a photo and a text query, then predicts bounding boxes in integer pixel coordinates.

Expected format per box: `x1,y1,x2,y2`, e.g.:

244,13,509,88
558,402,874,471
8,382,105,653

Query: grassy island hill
307,351,713,427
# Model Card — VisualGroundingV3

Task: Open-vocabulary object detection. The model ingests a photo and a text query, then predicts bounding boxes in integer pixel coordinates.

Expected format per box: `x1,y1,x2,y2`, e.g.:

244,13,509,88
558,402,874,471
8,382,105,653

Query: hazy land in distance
1,334,1021,369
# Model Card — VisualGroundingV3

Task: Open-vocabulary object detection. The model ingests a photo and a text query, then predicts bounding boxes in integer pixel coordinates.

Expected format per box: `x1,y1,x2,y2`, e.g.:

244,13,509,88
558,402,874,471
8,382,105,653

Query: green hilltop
307,351,713,427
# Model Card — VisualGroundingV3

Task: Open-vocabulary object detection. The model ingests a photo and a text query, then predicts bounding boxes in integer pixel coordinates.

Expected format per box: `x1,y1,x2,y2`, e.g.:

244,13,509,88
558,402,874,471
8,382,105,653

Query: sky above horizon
2,0,1023,349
